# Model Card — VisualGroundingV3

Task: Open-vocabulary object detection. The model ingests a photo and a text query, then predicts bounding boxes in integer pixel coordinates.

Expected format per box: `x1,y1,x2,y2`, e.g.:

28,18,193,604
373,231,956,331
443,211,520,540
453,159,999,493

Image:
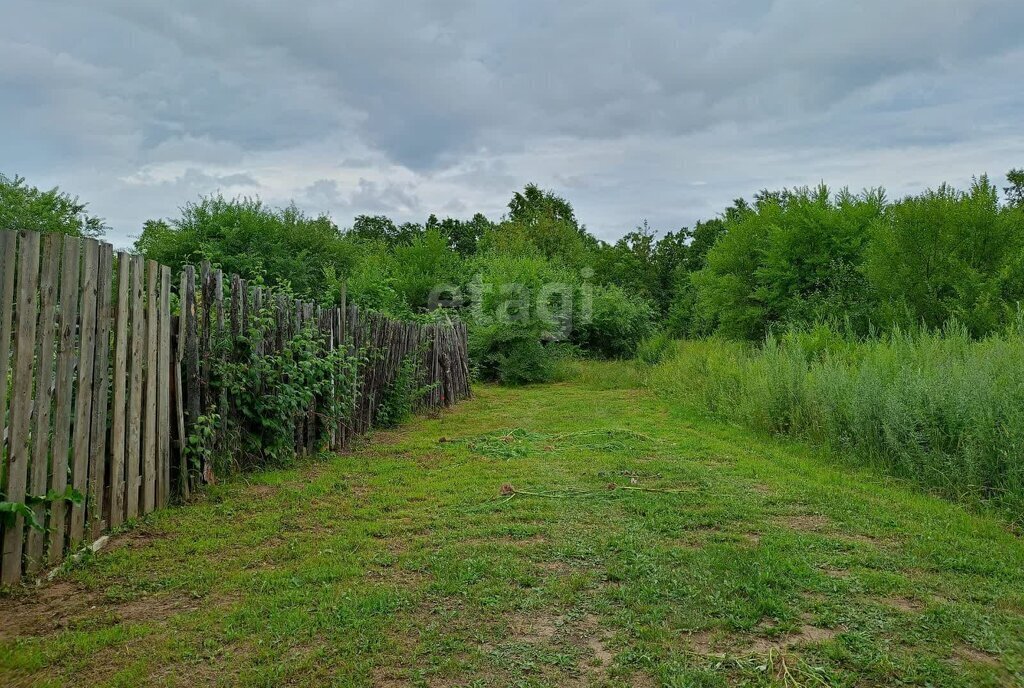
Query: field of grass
645,327,1024,521
2,363,1024,686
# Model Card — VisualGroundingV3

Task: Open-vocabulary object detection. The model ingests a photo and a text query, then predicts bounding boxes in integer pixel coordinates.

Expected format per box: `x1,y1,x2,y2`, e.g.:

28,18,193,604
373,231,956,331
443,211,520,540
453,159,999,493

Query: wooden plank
158,267,171,508
229,274,241,340
182,265,201,488
108,253,130,528
0,232,17,480
68,238,98,548
175,271,190,501
87,244,113,539
24,235,61,574
125,254,144,520
142,261,159,513
252,287,263,355
48,236,81,565
199,261,212,417
213,270,226,452
1,231,41,583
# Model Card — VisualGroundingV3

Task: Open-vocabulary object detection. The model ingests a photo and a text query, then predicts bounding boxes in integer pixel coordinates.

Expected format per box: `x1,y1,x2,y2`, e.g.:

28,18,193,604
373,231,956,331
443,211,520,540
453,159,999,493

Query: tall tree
0,173,106,237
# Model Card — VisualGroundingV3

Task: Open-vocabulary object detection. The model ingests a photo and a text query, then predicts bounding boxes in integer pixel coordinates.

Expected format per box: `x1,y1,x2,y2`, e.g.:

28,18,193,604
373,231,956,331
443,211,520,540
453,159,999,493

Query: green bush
135,195,358,303
469,323,554,385
574,285,656,358
375,352,437,428
214,303,359,470
1,173,106,237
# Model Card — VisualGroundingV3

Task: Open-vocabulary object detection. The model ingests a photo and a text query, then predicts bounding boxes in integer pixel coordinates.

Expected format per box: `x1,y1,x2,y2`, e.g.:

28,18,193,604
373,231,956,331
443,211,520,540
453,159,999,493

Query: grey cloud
2,0,1023,245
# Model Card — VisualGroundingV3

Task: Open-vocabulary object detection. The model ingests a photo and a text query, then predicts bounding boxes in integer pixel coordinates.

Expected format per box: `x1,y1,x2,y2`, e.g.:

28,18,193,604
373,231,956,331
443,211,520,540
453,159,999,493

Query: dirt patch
883,596,925,613
0,580,222,640
247,483,280,499
777,513,833,532
685,622,842,658
818,565,851,579
104,523,170,553
954,643,1000,667
488,610,617,685
463,533,548,548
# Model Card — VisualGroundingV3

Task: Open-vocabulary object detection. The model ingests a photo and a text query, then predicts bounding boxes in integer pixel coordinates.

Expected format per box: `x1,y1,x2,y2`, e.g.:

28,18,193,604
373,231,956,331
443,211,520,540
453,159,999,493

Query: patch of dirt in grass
0,580,225,640
954,643,1000,667
464,532,548,548
501,611,616,685
776,513,833,532
684,621,842,658
538,560,574,574
247,483,280,499
818,565,851,579
104,523,170,552
882,596,926,612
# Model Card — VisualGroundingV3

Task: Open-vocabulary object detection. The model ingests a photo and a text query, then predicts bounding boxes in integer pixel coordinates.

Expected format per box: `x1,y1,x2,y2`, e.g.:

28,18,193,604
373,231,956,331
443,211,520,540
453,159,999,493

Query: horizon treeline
5,169,1024,356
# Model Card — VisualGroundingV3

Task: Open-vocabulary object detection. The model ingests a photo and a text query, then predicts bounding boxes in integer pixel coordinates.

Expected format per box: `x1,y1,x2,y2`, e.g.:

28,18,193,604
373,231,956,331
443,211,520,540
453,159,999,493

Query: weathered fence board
142,261,159,513
109,253,131,528
0,233,17,485
87,244,113,539
1,232,41,583
125,255,144,520
69,239,99,548
158,267,172,508
48,236,81,565
24,235,61,574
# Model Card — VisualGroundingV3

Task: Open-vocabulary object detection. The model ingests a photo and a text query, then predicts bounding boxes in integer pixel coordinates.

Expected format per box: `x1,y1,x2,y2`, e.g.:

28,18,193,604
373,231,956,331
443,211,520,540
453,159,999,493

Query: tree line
4,169,1024,382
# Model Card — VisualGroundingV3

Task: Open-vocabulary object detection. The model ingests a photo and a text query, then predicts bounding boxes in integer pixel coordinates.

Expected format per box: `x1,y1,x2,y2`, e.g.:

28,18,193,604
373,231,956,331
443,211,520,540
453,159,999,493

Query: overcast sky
4,1,1024,247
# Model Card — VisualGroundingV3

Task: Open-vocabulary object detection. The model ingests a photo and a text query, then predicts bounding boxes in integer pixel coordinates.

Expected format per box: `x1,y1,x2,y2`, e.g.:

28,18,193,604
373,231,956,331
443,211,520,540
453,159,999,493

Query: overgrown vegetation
646,323,1024,520
213,301,361,471
127,170,1024,387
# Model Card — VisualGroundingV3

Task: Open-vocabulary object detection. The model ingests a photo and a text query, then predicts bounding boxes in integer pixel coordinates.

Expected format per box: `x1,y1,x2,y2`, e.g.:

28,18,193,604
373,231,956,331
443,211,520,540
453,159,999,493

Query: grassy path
2,370,1024,686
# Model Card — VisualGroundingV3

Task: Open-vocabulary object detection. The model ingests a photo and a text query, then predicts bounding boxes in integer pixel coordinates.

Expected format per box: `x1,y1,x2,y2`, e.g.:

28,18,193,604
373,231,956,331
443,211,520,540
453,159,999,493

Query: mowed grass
2,363,1024,687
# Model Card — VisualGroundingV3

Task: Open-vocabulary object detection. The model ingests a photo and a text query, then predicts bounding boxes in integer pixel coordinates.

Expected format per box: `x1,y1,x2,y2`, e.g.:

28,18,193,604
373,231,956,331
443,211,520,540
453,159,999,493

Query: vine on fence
212,301,362,470
375,349,439,429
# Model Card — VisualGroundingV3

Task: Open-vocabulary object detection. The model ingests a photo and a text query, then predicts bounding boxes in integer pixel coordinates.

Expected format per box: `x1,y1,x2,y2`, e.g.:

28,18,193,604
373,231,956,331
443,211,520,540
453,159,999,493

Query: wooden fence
0,229,471,585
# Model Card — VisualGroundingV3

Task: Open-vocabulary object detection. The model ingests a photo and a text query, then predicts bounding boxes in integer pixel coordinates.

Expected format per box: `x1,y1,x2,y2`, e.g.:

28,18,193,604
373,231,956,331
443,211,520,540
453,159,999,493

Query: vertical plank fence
0,229,470,584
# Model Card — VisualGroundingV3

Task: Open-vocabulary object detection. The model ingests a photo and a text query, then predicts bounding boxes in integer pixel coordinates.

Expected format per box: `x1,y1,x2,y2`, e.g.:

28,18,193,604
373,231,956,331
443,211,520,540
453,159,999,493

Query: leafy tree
430,213,493,256
1005,168,1024,208
692,186,883,339
466,251,575,383
864,176,1023,335
391,228,464,310
0,173,106,237
573,285,656,358
135,195,355,302
482,184,595,268
349,215,395,243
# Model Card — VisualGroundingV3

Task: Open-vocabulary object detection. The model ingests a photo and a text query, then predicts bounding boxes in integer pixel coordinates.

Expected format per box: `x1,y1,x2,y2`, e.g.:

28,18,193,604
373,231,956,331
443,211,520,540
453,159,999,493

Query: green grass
2,365,1024,686
646,327,1024,520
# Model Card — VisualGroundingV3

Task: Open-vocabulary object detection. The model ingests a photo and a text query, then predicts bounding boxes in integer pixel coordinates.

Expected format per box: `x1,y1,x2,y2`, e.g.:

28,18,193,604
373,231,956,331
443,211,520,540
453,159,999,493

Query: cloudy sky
4,1,1024,247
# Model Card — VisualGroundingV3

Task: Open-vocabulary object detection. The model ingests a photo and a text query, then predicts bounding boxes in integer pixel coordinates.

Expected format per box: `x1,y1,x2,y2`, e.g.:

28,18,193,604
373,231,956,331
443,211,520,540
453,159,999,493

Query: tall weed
647,324,1024,518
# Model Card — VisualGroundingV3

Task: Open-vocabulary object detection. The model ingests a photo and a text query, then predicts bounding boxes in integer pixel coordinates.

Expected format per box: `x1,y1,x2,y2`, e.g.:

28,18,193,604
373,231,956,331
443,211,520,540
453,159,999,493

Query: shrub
469,323,554,385
574,285,655,358
214,303,360,470
375,352,437,428
635,330,674,365
0,173,106,237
